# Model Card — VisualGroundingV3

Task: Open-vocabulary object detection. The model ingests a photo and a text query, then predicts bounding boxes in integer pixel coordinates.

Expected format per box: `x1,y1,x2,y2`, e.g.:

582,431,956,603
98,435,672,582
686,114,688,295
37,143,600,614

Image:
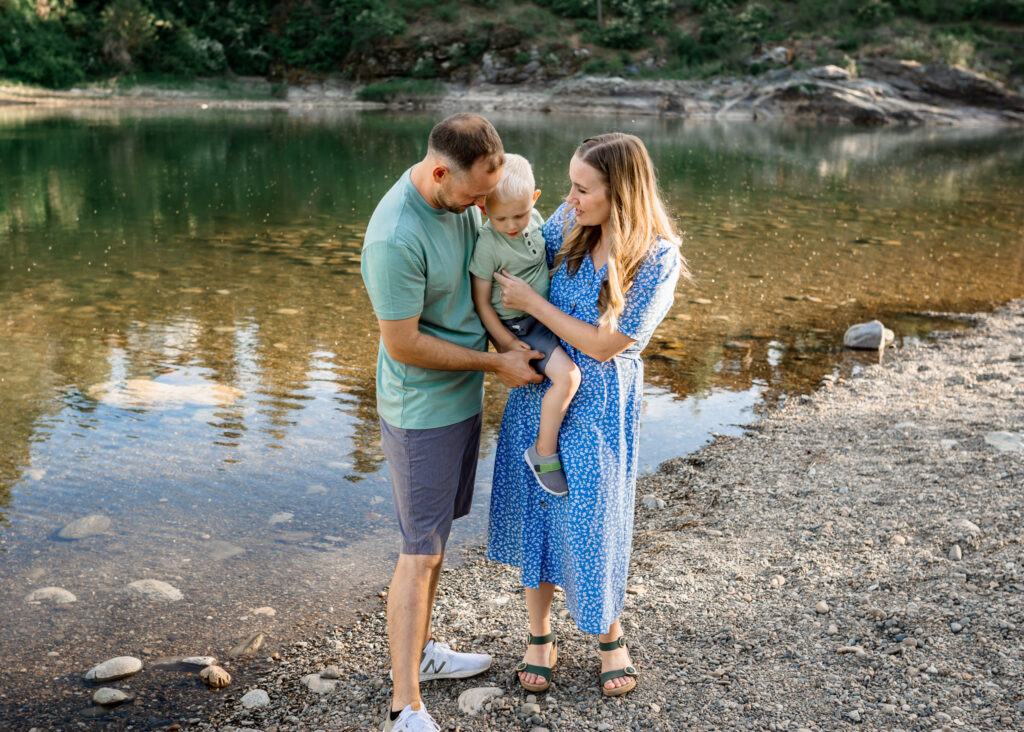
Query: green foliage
355,77,444,101
0,2,86,87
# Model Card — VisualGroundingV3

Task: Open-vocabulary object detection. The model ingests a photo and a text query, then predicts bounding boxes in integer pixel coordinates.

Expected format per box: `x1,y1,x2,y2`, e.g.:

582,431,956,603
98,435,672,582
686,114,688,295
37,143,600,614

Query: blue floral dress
487,202,681,634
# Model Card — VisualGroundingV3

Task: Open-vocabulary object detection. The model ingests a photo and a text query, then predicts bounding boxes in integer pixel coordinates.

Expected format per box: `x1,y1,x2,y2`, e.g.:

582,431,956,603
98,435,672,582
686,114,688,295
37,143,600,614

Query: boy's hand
497,338,532,353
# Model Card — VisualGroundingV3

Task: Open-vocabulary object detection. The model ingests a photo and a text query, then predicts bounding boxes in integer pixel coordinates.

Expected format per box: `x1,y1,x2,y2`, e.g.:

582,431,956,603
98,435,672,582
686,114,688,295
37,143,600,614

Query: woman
488,133,686,696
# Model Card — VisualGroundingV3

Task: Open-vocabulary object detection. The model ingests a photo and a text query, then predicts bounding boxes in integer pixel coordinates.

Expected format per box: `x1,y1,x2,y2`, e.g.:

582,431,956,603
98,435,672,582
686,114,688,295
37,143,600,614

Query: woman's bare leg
598,619,634,692
519,583,557,686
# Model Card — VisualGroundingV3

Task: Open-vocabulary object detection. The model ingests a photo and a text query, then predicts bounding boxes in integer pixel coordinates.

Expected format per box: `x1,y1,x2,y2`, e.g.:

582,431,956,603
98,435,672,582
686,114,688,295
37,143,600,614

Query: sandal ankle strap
528,631,555,645
599,636,628,651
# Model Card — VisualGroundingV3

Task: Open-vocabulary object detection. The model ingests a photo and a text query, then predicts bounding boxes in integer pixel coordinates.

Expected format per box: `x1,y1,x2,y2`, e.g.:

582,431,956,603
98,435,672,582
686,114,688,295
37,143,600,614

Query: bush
99,0,157,71
0,4,86,87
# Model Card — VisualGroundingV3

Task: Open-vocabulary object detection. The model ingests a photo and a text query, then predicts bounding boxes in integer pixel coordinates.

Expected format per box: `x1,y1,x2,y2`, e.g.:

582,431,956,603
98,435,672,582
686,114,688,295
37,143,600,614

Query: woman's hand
494,269,543,315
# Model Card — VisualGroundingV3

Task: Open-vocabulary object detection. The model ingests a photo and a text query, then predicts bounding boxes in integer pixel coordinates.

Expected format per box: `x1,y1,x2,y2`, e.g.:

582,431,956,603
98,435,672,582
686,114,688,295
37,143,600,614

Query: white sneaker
388,637,492,682
381,702,440,732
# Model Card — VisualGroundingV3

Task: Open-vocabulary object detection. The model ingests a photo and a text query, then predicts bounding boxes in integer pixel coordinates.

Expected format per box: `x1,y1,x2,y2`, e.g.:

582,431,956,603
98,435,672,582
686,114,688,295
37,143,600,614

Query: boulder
58,514,110,540
844,320,894,350
199,665,231,688
85,656,143,682
92,687,135,706
121,579,184,602
24,587,77,604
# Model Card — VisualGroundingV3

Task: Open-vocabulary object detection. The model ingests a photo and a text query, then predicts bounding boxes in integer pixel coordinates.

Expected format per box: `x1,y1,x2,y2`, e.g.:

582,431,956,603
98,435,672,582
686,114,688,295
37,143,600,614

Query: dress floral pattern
487,202,681,634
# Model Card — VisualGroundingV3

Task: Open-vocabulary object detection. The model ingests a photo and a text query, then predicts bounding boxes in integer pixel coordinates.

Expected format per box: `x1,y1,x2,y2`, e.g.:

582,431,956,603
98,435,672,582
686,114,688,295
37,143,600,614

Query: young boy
470,154,581,496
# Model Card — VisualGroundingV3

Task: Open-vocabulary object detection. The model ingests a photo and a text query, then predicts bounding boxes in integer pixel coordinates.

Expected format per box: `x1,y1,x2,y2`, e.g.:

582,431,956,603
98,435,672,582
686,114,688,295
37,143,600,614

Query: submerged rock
92,687,135,706
843,320,894,350
85,656,143,682
207,540,245,560
984,431,1024,452
58,514,111,540
24,587,77,604
229,632,265,658
121,579,184,602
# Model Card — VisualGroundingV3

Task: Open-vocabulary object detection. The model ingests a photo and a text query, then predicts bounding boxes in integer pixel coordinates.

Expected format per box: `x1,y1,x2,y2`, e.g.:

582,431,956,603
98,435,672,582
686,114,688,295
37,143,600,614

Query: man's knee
398,552,444,572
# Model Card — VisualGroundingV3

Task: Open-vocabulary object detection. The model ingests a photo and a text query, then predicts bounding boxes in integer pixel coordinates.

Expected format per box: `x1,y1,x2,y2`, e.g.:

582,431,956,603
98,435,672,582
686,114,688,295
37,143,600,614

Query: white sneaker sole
386,659,492,682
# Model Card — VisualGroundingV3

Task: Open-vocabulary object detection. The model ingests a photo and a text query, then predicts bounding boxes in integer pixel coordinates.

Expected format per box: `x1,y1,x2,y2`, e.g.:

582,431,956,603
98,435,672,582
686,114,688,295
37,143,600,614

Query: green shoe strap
600,665,637,683
528,631,555,645
599,636,628,651
516,661,553,681
532,457,562,475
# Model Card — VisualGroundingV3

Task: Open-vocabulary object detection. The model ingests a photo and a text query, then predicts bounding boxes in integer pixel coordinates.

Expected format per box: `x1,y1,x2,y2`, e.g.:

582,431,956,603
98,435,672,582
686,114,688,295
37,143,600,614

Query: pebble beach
179,299,1023,732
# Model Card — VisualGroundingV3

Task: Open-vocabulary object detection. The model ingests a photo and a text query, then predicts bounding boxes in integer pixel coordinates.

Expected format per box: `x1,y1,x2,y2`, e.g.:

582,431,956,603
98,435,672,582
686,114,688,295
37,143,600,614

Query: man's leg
388,551,443,713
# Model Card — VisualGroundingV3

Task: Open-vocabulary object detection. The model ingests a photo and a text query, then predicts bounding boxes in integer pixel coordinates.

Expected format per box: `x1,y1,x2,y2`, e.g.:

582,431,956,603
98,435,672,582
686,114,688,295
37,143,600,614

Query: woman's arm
493,269,634,363
471,275,529,353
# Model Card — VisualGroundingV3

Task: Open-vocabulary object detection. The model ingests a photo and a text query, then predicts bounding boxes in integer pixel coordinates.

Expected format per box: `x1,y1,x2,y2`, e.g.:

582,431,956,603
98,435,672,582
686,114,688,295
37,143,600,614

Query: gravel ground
196,300,1024,732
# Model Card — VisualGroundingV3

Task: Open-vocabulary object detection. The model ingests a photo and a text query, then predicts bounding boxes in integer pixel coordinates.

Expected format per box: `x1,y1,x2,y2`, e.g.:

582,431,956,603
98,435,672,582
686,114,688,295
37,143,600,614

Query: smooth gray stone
844,320,894,350
85,656,143,682
24,587,77,604
121,579,183,602
93,688,135,706
58,514,111,539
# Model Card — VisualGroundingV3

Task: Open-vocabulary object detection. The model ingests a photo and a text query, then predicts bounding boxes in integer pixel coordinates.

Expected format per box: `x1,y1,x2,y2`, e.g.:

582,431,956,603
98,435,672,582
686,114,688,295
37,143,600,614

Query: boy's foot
382,702,441,732
387,638,492,681
525,445,568,496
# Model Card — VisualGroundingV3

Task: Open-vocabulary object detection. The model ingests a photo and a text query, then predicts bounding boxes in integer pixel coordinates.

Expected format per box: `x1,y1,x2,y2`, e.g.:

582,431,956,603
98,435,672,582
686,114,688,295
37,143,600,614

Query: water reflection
0,109,1022,725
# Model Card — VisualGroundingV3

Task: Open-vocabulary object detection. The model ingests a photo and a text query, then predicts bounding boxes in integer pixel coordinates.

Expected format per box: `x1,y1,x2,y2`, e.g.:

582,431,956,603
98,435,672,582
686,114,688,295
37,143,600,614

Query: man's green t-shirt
360,169,487,430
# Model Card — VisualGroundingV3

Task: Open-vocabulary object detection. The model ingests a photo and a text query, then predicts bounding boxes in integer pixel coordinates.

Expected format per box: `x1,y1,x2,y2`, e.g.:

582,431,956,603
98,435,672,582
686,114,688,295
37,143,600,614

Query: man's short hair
428,114,504,174
491,153,535,202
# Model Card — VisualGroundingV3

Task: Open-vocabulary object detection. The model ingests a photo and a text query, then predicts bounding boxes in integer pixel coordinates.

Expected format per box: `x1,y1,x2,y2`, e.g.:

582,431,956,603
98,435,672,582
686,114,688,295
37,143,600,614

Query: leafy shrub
99,0,157,71
0,4,86,87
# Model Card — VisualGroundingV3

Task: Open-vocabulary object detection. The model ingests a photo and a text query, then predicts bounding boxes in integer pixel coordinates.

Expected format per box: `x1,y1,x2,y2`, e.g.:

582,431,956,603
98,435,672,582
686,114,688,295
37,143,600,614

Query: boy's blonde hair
490,153,535,202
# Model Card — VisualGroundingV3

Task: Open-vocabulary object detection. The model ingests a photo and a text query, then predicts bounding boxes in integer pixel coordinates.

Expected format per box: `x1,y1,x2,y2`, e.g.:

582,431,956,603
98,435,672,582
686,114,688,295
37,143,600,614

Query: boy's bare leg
535,347,581,457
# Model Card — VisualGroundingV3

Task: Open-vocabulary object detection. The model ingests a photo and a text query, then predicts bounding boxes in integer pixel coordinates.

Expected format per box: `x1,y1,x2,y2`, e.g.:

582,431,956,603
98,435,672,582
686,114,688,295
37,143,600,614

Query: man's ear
432,165,449,184
532,189,541,203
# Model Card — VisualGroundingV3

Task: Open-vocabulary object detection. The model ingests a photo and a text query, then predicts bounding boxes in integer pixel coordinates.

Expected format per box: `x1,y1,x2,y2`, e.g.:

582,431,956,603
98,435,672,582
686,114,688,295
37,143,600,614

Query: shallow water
0,109,1022,728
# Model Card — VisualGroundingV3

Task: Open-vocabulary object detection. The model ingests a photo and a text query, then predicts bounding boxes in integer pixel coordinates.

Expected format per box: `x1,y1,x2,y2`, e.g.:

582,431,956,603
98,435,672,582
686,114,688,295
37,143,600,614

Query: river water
0,108,1022,728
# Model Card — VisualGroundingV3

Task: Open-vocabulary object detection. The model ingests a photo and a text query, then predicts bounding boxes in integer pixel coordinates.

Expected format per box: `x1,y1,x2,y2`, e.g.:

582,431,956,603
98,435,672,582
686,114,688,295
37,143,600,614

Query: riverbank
185,302,1024,731
2,58,1024,125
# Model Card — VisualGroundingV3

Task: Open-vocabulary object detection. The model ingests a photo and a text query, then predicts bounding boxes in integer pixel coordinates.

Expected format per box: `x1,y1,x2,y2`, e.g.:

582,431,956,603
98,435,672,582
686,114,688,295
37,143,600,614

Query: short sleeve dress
486,202,681,634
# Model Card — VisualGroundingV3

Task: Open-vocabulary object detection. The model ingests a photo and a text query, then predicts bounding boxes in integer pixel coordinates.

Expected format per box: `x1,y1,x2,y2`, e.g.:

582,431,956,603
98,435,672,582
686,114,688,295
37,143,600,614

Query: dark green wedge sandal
599,636,637,697
515,632,557,693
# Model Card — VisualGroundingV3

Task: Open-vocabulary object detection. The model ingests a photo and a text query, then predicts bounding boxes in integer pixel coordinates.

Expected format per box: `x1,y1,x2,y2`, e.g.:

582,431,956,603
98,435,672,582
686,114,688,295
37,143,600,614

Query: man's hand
494,348,544,388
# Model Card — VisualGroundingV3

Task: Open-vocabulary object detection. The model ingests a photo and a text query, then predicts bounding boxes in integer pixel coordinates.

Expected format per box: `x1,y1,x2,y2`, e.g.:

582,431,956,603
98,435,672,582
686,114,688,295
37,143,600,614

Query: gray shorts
501,314,561,376
379,413,481,555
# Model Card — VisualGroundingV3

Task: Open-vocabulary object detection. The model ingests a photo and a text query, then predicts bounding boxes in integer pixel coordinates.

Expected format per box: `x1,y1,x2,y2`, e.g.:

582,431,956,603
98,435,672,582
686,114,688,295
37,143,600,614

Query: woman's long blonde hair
554,133,686,331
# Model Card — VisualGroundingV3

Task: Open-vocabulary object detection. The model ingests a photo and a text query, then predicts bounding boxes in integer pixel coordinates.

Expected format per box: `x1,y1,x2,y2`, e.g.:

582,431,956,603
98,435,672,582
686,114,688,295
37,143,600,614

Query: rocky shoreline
178,302,1024,732
2,58,1023,126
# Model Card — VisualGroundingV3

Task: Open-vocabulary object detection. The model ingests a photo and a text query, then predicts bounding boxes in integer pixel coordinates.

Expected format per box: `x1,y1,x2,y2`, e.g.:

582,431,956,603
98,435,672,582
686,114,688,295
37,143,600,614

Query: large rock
24,587,77,604
58,514,111,539
121,579,183,602
85,656,143,682
458,686,505,715
181,656,217,667
844,320,894,350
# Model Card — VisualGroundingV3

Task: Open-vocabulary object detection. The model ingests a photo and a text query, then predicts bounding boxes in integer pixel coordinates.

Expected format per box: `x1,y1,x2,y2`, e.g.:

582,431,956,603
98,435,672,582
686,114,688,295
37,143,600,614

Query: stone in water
199,665,231,688
121,579,184,602
85,656,143,682
843,320,893,350
24,587,77,604
58,514,111,539
93,688,135,706
181,656,217,667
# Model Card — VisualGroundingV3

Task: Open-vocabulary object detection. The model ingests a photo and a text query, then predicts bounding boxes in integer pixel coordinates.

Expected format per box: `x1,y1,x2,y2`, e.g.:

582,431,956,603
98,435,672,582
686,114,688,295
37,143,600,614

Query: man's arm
379,316,543,388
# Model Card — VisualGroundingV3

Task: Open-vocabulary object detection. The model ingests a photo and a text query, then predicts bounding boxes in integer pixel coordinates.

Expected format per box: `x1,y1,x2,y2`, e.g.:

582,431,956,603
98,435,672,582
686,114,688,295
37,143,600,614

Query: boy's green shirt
360,169,487,430
469,208,549,321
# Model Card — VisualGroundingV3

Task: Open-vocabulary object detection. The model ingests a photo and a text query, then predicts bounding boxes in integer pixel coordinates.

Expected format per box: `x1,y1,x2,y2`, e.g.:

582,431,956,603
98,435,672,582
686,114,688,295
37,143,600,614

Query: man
361,114,543,732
